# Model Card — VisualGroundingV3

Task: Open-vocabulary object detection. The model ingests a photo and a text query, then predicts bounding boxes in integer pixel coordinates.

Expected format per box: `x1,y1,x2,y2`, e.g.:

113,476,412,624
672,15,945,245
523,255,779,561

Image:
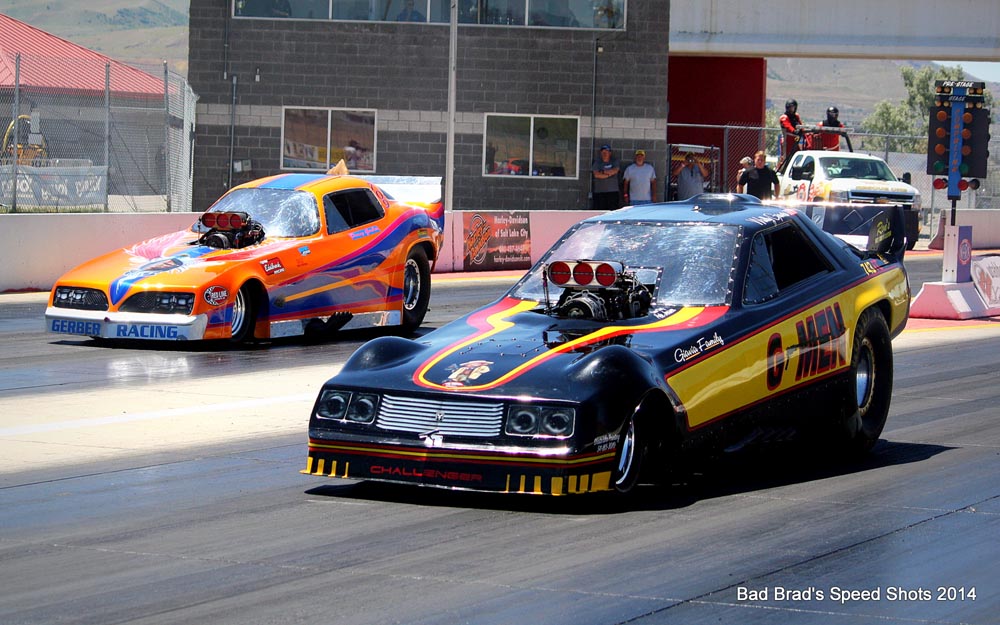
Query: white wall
4,209,1000,292
0,211,600,292
670,0,1000,60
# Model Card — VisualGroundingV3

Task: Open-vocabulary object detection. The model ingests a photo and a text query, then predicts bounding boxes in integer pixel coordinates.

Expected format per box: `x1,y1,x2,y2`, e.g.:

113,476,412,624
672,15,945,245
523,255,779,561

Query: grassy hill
1,0,189,74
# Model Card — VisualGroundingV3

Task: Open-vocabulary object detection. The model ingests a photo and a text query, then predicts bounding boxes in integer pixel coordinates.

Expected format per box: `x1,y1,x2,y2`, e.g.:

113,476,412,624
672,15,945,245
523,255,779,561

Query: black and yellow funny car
304,194,910,495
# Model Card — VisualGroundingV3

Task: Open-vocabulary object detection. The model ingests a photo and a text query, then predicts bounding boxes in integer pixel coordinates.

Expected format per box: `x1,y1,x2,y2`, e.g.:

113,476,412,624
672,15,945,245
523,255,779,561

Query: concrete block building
187,0,669,212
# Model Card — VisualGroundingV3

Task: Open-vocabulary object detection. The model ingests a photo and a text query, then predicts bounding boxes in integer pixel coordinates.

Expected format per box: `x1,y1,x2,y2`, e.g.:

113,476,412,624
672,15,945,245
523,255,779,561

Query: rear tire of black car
401,246,431,333
613,414,647,494
840,308,892,454
229,284,256,344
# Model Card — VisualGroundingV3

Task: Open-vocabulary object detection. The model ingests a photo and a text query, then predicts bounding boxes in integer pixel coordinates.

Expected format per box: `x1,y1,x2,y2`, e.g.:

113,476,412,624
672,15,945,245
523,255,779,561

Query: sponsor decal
204,285,229,307
50,319,102,336
674,332,725,363
298,246,311,256
972,256,1000,308
349,225,381,240
444,360,493,387
260,257,285,275
114,324,181,339
959,238,972,265
746,211,789,227
370,465,484,483
765,303,847,391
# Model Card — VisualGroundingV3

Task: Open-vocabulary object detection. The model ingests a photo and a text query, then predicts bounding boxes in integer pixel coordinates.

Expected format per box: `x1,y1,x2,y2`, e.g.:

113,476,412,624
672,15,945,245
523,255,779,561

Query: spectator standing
591,144,621,210
395,0,425,21
735,156,753,191
737,151,780,200
673,152,709,200
815,106,844,151
779,99,804,162
623,149,657,205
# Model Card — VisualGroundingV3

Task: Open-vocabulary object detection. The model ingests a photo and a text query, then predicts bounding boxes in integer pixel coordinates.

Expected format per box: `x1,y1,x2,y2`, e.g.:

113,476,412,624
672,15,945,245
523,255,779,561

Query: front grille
119,291,195,314
377,395,504,438
848,191,915,208
52,287,109,311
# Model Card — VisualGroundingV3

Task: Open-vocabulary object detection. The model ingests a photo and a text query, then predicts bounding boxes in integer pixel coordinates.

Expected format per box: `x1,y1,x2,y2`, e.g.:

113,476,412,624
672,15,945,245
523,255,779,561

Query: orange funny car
45,167,444,343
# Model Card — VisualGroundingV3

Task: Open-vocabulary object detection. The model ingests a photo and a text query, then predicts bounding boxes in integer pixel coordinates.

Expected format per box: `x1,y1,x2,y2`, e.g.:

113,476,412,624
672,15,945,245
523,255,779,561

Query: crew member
779,99,804,162
815,106,844,151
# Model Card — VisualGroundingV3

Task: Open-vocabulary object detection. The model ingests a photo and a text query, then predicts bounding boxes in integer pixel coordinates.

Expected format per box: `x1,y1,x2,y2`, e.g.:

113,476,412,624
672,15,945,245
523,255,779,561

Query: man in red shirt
779,99,803,162
815,106,844,151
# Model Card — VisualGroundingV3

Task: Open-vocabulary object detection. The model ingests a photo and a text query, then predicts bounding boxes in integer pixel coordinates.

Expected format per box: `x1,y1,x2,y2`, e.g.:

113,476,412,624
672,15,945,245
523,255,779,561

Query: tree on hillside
860,64,980,154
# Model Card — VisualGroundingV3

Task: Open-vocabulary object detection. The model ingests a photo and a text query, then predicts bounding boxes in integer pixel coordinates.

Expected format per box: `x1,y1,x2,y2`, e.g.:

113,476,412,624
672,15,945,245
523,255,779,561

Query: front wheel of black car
228,284,256,344
841,308,893,454
613,415,647,493
401,247,431,333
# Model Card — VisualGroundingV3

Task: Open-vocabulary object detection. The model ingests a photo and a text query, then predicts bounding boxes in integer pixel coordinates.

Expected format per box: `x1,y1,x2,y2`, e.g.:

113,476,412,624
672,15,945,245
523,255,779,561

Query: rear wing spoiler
361,174,444,232
797,203,907,261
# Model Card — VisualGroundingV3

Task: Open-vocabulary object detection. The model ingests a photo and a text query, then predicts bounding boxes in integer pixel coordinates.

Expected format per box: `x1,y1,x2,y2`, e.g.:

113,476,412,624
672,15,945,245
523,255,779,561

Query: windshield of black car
193,188,321,237
509,222,739,307
820,157,897,182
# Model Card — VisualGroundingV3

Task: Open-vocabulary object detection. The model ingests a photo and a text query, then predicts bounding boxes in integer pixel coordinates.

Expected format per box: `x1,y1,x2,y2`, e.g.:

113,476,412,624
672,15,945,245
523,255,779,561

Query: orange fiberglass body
45,171,444,343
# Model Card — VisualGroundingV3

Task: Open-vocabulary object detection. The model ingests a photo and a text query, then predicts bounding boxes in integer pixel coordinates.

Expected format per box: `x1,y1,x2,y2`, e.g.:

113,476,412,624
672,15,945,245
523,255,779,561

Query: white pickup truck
776,151,922,249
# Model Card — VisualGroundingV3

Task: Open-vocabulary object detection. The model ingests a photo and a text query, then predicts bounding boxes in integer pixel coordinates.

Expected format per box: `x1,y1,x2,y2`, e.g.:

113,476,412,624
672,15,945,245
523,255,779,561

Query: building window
484,114,578,178
282,107,376,172
235,0,625,28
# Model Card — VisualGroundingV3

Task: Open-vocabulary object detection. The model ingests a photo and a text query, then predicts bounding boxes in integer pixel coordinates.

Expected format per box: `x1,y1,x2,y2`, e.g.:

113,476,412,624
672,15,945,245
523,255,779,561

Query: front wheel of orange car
228,285,256,344
841,308,893,454
401,247,430,333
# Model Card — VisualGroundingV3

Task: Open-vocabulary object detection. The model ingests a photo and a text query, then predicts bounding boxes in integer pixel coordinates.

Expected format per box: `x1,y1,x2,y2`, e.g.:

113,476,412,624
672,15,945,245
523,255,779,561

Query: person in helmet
816,106,845,151
779,99,804,161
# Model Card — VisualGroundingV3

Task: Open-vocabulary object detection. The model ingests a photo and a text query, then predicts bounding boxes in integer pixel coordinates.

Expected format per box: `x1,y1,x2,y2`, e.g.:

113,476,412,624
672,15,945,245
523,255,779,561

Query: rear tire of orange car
401,247,430,333
613,414,647,494
841,308,892,454
228,285,256,344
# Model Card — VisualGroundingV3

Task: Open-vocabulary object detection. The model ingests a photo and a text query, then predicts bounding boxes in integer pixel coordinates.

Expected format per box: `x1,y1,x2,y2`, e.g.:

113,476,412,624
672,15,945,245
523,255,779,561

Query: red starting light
932,178,948,190
958,179,970,191
548,261,572,285
573,262,594,285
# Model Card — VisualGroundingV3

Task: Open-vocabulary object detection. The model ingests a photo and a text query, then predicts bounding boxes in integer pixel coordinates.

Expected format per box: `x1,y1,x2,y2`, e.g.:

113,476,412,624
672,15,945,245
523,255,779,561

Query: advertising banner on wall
462,212,532,272
0,164,107,209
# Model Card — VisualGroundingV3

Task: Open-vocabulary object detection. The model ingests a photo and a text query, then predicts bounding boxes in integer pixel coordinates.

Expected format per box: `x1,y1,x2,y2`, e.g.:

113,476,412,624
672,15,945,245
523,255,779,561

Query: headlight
505,405,575,438
911,193,921,211
315,390,379,424
829,190,850,203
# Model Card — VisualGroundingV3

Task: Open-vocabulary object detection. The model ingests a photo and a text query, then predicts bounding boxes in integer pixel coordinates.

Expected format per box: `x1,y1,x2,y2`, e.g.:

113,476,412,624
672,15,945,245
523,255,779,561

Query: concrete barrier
928,210,1000,250
7,207,1000,293
0,210,601,292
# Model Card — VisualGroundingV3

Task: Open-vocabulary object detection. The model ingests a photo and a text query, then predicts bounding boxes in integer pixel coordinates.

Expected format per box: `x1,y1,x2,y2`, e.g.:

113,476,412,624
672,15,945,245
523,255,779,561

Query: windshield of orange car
509,221,739,308
820,157,896,182
194,188,321,237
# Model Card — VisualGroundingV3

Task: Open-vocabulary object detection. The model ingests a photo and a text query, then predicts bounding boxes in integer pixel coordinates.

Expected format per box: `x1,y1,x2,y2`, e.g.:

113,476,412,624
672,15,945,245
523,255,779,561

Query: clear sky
933,61,1000,83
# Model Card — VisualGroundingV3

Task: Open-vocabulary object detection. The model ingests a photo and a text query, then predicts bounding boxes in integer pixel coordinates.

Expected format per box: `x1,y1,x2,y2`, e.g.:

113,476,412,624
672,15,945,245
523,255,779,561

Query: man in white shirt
623,149,657,205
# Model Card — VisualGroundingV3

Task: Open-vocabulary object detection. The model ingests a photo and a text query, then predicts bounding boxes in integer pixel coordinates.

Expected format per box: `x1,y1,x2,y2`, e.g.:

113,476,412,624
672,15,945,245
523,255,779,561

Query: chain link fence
0,53,196,213
669,122,1000,239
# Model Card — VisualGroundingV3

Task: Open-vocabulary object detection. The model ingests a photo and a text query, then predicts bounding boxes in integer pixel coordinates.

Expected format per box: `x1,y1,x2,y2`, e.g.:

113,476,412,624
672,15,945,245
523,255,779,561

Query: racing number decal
765,302,848,391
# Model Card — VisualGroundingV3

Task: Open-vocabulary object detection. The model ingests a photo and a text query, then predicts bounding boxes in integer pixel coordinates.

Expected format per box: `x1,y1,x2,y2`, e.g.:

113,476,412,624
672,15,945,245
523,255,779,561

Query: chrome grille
848,191,915,208
52,287,109,311
377,395,504,437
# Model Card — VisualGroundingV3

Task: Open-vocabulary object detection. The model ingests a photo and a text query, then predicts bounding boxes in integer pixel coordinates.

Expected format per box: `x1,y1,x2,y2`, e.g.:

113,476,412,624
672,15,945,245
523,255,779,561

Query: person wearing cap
672,152,709,200
623,149,657,205
591,144,621,211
